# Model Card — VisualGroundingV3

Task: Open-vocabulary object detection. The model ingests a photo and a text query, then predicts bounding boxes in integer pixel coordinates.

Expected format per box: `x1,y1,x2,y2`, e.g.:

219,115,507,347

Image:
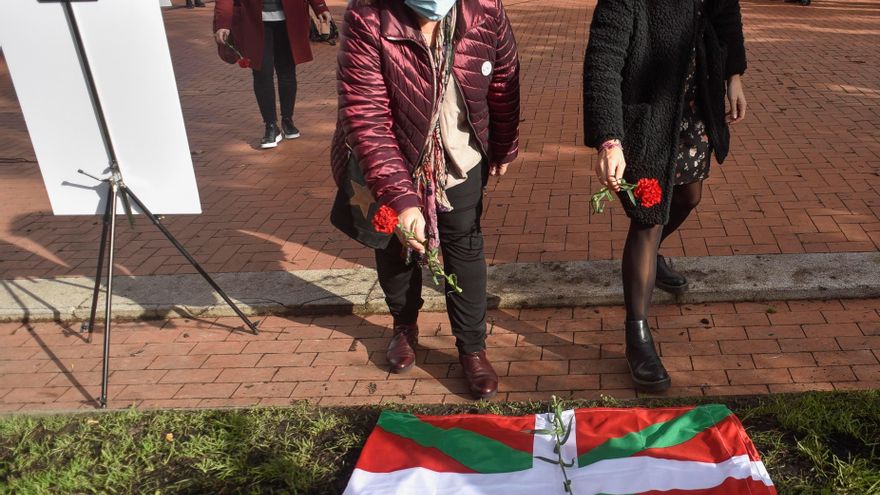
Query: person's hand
214,28,230,46
318,11,332,24
396,207,426,255
489,162,510,177
726,74,747,124
596,140,626,192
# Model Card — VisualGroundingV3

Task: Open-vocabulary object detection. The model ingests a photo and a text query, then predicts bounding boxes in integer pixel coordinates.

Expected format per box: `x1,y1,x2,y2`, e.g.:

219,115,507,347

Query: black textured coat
583,0,746,225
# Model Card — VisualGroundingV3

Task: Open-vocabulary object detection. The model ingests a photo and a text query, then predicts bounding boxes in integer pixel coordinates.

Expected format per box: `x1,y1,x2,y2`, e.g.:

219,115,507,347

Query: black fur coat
582,0,746,225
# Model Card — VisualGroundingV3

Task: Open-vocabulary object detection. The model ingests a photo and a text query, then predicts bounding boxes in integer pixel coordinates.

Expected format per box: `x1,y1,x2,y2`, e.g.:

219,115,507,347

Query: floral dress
674,17,712,186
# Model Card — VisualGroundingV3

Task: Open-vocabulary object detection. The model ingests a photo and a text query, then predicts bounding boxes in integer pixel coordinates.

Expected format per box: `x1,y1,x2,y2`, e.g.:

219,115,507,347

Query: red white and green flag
343,404,776,494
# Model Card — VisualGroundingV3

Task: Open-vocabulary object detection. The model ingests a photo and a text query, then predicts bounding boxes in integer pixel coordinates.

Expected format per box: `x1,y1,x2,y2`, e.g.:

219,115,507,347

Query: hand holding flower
219,37,252,69
596,139,626,192
372,205,462,294
214,28,230,46
395,207,427,255
591,177,662,214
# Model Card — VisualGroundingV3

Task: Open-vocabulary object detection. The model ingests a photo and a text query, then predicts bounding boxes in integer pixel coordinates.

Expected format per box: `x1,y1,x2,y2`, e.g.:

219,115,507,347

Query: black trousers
375,164,488,355
253,21,297,124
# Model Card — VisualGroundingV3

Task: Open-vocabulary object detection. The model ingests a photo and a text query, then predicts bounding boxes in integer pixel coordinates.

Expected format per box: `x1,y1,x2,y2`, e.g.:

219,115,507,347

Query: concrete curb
0,252,878,322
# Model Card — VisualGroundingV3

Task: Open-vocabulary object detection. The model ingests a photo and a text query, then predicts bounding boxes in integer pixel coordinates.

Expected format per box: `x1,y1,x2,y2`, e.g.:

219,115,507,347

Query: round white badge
481,61,492,76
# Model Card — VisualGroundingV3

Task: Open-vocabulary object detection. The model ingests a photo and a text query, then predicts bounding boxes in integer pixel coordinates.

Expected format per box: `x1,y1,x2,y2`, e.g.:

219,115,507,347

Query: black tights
622,181,703,321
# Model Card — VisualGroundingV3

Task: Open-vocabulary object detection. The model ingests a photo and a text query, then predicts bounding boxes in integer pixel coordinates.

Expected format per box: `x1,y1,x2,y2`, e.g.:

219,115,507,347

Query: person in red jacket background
214,0,332,148
331,0,520,399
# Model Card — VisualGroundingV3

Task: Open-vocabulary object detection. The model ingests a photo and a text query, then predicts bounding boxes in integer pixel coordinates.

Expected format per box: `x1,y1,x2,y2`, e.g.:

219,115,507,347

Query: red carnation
237,57,251,68
372,205,398,234
633,178,662,208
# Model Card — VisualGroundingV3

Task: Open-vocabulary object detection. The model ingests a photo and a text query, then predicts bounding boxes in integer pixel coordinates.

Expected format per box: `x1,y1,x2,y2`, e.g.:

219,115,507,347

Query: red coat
331,0,520,214
213,0,330,69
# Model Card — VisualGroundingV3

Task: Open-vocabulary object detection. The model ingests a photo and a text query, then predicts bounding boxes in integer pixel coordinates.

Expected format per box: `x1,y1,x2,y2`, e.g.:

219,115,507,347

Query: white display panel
0,0,201,215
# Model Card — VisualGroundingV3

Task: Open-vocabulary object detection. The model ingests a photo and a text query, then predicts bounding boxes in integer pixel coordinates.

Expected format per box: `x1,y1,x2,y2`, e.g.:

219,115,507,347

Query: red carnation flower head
237,57,251,68
372,205,398,234
633,178,662,208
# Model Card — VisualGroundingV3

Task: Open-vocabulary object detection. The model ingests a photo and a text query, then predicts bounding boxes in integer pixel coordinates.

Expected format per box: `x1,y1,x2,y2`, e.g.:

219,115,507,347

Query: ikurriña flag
343,404,776,495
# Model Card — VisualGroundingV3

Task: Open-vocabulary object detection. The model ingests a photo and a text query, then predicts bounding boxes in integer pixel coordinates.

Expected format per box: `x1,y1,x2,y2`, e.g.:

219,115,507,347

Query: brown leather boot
459,350,498,399
386,324,418,373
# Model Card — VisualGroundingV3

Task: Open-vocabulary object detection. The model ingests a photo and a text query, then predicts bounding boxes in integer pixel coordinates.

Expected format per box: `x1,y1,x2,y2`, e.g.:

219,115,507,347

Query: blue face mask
404,0,457,21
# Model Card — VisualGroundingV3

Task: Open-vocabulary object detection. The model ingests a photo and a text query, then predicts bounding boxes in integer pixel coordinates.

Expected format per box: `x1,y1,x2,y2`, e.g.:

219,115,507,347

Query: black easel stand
79,168,260,408
56,0,258,409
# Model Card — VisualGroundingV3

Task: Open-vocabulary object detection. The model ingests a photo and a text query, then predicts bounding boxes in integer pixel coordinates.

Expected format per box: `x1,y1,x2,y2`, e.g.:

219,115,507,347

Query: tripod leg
121,186,260,335
83,185,114,343
99,183,119,409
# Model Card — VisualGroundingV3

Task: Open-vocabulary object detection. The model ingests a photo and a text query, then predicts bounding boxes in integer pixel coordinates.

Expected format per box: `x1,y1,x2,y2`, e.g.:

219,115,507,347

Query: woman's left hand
726,74,747,124
490,162,510,177
318,11,333,24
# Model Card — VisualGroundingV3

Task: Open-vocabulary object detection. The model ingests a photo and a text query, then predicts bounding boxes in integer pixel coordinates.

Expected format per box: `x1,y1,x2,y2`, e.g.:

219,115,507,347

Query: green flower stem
590,179,638,214
531,396,576,494
399,226,463,295
223,39,244,59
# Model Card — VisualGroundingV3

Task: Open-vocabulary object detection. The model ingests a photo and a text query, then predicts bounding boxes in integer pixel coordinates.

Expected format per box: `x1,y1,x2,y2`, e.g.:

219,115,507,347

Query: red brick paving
0,0,878,279
0,298,876,411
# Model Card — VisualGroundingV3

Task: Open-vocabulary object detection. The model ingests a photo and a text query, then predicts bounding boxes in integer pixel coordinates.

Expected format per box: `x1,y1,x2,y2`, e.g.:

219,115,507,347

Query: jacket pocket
621,103,652,166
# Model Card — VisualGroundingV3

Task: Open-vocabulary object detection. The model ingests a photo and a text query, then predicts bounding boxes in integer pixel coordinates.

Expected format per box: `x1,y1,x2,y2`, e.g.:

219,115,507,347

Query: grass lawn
1,391,878,494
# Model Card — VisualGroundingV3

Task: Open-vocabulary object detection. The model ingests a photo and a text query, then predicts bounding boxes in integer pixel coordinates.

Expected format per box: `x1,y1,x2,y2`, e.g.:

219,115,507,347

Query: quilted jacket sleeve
487,0,521,166
711,0,747,78
213,0,233,31
582,0,634,148
337,6,422,214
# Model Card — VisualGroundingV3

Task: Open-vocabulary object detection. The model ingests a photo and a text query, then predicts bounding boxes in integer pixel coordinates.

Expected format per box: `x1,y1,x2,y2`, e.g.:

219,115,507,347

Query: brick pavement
0,298,878,411
0,0,878,279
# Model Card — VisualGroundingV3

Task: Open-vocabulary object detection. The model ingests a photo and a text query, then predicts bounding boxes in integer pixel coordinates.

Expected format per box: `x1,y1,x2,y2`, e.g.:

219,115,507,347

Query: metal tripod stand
55,0,258,408
79,167,259,408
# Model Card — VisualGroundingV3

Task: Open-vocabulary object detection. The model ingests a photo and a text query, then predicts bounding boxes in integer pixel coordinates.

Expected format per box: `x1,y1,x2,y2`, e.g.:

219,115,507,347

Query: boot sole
390,361,415,374
474,389,497,400
626,361,672,392
655,280,689,295
260,133,283,149
632,375,672,392
284,132,301,139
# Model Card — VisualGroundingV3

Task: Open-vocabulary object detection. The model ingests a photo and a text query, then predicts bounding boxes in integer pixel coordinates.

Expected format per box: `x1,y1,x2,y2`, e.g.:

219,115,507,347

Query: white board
0,0,201,215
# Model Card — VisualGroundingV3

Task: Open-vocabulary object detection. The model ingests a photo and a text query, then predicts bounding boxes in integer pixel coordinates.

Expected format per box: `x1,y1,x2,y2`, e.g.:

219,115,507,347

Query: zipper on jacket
385,35,437,165
386,33,487,167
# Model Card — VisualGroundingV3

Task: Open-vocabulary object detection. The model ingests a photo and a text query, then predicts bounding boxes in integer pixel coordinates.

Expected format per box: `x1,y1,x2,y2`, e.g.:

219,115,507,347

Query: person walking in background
583,0,747,392
186,0,206,9
331,0,520,399
213,0,332,149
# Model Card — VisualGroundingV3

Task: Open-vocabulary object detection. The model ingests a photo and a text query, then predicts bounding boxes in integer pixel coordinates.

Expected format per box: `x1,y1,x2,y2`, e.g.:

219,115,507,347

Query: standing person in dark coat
213,0,332,148
583,0,747,392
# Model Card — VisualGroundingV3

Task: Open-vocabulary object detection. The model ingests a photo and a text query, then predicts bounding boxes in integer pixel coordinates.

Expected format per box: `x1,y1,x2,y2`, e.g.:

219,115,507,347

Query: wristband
599,140,622,153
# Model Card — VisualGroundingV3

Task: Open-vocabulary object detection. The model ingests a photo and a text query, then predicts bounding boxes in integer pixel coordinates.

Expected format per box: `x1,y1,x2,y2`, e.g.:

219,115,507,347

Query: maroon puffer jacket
331,0,520,214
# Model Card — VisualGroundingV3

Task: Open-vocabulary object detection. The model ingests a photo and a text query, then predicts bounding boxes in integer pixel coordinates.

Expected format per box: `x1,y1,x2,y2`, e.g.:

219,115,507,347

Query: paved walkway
1,0,879,413
1,0,878,280
0,299,878,411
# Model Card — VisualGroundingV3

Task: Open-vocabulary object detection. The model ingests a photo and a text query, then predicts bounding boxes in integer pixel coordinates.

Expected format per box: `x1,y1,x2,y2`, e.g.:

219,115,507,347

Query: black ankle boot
655,255,688,294
625,320,671,392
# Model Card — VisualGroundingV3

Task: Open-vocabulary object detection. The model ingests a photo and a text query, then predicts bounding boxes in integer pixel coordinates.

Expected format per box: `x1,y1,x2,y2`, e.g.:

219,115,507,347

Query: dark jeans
375,164,488,354
253,21,296,124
